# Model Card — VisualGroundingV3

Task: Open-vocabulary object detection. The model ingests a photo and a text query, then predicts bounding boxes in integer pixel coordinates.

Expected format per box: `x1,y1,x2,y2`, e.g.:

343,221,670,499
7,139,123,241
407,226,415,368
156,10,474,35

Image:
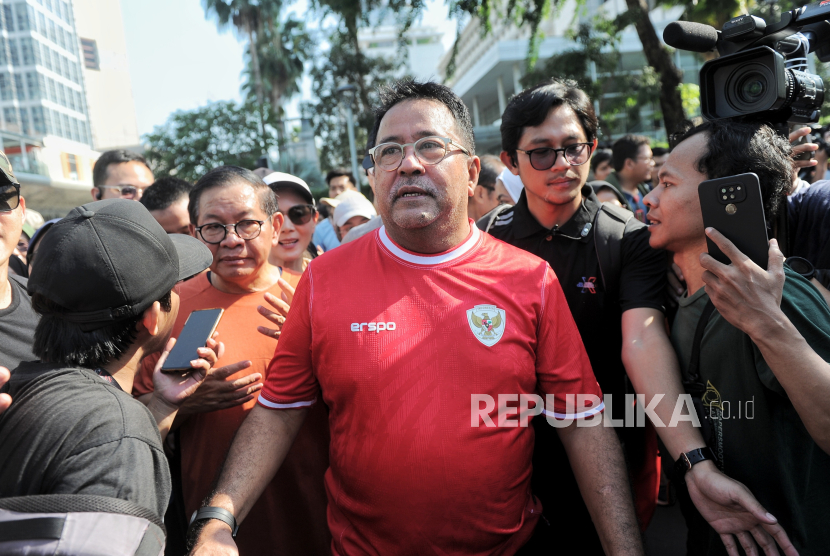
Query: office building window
37,74,46,98
3,5,14,33
80,38,98,70
51,49,59,74
0,37,7,66
61,112,69,139
26,72,39,99
48,77,56,102
0,73,11,101
36,11,45,36
9,39,20,67
14,73,24,98
17,4,30,31
20,108,32,135
20,38,35,66
31,106,45,134
4,107,20,132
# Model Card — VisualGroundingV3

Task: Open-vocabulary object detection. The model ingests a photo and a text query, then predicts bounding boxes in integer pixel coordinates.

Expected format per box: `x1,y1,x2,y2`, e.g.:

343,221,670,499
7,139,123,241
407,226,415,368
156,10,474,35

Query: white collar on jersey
378,222,481,266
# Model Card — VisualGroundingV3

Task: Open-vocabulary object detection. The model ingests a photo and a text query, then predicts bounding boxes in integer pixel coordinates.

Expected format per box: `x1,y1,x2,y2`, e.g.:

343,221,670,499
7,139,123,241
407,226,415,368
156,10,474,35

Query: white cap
262,172,314,205
333,190,377,228
498,168,524,204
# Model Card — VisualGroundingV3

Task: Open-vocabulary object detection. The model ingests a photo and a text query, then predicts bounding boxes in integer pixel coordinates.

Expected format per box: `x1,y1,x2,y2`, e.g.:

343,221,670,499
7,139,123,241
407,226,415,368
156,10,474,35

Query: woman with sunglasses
263,173,319,279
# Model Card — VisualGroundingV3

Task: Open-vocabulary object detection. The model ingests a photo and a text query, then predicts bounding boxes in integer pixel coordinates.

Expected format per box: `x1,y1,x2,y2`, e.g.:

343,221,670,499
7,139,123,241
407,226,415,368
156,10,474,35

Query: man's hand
152,334,222,408
0,366,11,415
700,228,785,337
177,359,259,417
256,278,294,339
686,461,798,556
189,519,238,556
789,126,818,171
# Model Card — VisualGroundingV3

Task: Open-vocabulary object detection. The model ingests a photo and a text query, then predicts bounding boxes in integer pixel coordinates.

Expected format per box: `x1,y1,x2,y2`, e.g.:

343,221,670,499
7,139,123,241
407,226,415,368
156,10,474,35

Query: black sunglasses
0,183,20,213
284,204,316,226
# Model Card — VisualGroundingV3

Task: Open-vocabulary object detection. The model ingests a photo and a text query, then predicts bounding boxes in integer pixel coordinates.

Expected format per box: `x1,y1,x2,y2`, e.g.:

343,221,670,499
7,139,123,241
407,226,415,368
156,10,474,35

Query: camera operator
644,119,830,556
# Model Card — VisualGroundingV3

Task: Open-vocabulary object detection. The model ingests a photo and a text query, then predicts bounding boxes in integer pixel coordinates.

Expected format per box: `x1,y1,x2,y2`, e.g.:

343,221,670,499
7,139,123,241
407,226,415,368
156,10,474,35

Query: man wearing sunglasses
485,78,795,554
0,152,38,372
90,149,155,202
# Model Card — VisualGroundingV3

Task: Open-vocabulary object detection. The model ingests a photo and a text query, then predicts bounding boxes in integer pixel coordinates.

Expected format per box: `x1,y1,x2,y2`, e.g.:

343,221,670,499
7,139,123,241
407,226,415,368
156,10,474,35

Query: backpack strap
476,204,514,233
593,203,636,298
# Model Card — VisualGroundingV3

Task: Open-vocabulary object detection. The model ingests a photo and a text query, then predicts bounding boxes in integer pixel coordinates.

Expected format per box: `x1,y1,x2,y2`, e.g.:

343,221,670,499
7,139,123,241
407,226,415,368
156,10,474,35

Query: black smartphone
698,173,769,270
161,308,224,373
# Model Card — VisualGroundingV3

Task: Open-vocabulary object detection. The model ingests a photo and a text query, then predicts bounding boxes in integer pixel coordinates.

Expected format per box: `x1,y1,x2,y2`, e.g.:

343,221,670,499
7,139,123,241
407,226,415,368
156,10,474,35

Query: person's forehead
276,189,305,208
103,161,153,185
660,134,706,181
519,104,587,146
200,182,263,215
377,99,459,144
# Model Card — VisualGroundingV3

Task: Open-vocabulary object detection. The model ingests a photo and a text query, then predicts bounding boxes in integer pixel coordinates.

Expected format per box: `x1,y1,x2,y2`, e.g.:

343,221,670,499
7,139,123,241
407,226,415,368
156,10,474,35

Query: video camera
664,2,830,125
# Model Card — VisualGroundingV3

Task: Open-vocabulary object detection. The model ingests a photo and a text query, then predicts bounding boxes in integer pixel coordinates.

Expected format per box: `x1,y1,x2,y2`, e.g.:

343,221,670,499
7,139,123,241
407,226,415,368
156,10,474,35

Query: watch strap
189,506,238,537
675,447,717,478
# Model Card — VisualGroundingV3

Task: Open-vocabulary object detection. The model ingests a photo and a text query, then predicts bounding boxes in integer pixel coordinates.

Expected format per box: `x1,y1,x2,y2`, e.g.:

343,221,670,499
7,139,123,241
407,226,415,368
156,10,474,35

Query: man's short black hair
652,146,669,157
612,134,651,172
478,154,504,190
93,150,152,187
32,291,172,369
590,149,612,173
140,177,193,212
501,78,597,164
325,168,356,187
370,79,476,156
189,166,278,225
674,120,792,219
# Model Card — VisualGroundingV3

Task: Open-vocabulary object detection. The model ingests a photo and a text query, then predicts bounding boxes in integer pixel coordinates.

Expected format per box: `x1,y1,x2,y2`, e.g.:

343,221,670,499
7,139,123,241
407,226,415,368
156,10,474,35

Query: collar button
545,235,553,241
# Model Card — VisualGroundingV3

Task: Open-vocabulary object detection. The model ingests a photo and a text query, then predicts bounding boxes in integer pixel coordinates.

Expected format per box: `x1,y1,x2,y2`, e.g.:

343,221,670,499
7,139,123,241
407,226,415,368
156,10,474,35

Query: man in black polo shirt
484,79,797,555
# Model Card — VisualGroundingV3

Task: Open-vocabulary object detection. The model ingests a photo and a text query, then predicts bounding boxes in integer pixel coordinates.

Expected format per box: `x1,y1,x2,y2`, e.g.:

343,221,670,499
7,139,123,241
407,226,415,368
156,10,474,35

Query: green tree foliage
144,100,279,183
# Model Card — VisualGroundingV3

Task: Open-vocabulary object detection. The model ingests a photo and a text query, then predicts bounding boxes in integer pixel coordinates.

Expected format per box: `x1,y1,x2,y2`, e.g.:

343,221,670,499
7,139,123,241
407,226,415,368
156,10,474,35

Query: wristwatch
188,506,239,537
674,447,717,478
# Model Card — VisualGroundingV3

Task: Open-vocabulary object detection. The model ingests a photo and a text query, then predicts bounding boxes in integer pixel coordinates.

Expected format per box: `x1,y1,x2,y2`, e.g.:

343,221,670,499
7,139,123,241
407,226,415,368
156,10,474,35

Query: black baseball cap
28,199,212,330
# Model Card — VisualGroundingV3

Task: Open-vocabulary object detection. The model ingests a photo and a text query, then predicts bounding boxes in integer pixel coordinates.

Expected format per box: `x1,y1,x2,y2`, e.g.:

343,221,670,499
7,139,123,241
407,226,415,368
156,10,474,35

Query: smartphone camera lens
730,194,735,199
722,195,728,200
721,188,726,193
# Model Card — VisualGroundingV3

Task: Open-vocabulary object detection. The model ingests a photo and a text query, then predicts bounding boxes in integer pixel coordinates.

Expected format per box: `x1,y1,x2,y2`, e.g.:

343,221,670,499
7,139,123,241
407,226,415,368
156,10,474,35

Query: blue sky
122,0,456,139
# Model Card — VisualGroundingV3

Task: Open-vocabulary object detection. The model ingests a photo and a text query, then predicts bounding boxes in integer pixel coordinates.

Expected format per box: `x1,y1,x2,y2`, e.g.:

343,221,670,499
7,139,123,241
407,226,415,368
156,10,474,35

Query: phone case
698,173,769,270
161,308,225,373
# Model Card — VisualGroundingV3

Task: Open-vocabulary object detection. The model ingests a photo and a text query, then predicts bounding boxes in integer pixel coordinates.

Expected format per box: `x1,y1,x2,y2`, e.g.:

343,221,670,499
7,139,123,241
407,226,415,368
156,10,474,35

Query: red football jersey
259,221,603,555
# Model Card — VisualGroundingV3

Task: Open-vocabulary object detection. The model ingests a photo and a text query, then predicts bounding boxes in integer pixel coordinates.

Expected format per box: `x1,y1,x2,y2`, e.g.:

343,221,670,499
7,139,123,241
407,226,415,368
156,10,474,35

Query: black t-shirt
0,362,171,519
481,186,667,549
483,186,667,400
788,180,830,269
0,275,38,370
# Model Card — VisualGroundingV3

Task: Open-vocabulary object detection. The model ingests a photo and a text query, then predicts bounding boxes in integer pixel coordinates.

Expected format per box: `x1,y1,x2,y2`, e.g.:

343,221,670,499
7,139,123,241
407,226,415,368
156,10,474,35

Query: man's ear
499,151,519,175
467,156,481,198
140,301,162,337
91,187,101,201
272,212,284,240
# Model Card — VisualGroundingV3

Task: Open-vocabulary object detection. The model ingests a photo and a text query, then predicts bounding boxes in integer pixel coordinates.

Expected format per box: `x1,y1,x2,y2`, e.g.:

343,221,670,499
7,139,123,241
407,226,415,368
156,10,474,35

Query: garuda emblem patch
466,304,506,347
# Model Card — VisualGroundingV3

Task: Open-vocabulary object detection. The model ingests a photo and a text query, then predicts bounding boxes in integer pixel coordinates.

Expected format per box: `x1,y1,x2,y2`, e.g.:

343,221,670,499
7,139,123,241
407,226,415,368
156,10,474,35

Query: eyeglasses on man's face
282,204,316,226
0,183,20,213
99,184,146,199
369,136,470,172
195,219,266,245
516,143,593,171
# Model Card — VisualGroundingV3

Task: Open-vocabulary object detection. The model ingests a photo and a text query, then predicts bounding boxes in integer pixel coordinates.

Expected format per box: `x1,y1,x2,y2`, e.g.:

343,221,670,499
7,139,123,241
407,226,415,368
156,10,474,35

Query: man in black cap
0,199,219,522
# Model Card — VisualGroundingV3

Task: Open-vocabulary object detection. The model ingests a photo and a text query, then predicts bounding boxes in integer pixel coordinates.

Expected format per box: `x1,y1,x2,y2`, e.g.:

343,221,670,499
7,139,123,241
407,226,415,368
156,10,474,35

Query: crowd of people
0,77,829,556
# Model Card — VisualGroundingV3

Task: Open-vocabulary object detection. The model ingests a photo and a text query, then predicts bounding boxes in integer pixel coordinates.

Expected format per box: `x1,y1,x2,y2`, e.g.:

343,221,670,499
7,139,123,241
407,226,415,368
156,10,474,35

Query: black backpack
0,494,165,556
479,202,640,298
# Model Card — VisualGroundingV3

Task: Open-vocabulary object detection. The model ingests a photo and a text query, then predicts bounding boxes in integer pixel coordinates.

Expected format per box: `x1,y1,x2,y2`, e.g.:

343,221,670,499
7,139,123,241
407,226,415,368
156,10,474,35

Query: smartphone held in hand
161,308,224,373
698,172,769,270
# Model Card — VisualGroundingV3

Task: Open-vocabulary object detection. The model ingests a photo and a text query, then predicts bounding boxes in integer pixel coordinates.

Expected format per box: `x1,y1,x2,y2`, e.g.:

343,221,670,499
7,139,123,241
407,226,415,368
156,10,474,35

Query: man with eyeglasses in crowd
482,79,798,554
134,166,330,554
0,152,37,372
90,149,155,202
190,79,643,555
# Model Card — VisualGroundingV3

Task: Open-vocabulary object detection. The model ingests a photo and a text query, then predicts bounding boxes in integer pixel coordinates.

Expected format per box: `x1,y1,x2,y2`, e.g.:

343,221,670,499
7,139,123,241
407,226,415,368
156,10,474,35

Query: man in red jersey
190,80,643,556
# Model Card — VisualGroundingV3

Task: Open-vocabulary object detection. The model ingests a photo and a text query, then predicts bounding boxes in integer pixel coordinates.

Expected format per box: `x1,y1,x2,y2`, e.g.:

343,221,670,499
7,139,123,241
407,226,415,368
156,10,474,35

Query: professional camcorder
664,2,830,124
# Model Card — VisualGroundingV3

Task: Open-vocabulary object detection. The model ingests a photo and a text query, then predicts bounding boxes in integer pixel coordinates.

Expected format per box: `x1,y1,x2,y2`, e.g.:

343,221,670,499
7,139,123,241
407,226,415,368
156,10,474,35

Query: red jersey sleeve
258,269,319,409
535,264,604,420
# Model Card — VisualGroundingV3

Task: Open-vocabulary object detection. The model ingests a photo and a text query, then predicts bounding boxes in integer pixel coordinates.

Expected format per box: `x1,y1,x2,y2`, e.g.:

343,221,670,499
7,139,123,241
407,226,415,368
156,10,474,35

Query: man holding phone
0,199,217,523
645,119,830,555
